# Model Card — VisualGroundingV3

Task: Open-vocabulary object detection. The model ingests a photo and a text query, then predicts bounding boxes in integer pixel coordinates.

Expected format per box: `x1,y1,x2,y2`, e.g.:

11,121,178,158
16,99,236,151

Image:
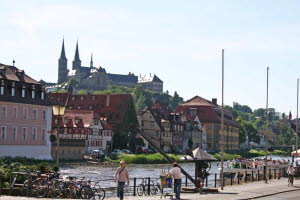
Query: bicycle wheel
21,180,31,197
137,184,144,196
65,182,77,199
94,187,105,200
32,179,48,198
48,180,62,198
81,185,93,199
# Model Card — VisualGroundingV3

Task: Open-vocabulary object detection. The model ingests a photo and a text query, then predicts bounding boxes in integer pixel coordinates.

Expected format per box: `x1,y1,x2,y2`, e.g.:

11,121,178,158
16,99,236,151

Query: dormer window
31,85,35,99
11,82,15,96
0,81,4,95
22,86,26,97
0,67,6,76
80,96,84,100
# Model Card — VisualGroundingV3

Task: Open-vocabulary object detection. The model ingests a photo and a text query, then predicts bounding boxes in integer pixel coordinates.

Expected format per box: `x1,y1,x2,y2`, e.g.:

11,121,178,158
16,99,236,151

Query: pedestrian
114,161,129,200
166,162,182,200
287,164,295,186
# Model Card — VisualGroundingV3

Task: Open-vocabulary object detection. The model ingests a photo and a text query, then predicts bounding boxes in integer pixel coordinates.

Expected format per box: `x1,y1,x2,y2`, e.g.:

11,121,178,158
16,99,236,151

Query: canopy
180,148,217,161
291,149,300,157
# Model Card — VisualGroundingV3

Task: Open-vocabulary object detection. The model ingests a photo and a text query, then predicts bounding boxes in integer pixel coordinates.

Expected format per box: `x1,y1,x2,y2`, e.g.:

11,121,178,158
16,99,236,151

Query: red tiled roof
179,96,212,107
176,96,238,127
0,63,41,85
48,93,134,127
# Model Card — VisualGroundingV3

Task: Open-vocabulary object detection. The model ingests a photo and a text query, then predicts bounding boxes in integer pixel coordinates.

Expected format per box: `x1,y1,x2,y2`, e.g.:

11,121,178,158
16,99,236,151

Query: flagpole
221,49,225,190
296,79,299,159
265,67,269,183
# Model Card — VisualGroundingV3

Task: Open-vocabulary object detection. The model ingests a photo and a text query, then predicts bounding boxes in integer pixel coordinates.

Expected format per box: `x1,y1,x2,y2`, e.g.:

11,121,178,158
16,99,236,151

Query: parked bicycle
137,177,157,196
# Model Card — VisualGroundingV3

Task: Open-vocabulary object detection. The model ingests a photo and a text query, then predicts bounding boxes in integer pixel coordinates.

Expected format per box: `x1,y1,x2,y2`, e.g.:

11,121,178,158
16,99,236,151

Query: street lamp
52,104,65,166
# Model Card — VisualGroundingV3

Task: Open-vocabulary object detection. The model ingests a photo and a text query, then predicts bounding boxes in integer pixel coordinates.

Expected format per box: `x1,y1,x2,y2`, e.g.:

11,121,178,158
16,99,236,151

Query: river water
59,155,292,197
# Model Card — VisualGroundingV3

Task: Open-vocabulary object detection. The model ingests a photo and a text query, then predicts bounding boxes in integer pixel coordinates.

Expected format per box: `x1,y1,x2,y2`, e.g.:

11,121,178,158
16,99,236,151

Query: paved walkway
0,178,299,200
105,178,300,200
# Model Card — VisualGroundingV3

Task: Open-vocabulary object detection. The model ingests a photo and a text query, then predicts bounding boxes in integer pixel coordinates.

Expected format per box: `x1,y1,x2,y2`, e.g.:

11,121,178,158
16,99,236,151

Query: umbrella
291,149,300,157
192,148,217,161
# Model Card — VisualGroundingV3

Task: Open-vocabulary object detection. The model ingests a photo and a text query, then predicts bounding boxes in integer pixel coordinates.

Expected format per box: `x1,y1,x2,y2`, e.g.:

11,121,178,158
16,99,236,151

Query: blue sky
1,0,300,116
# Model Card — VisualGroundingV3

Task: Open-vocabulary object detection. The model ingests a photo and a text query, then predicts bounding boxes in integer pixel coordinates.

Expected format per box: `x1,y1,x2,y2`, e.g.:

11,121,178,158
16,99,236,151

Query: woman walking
114,161,129,200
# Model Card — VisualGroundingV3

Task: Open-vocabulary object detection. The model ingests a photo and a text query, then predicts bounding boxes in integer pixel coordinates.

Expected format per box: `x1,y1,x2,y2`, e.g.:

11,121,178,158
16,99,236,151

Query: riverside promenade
105,178,300,200
0,178,299,200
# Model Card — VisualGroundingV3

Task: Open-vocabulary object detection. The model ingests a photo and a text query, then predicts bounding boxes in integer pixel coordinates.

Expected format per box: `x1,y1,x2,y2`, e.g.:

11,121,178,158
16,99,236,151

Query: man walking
166,162,182,200
114,161,129,200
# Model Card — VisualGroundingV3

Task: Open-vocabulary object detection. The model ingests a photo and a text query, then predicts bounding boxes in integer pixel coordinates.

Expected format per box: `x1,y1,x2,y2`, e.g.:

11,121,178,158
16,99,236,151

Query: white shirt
287,167,295,175
170,167,182,179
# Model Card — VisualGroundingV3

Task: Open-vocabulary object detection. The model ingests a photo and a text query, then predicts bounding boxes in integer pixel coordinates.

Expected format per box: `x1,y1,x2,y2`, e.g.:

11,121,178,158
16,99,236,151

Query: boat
84,150,105,163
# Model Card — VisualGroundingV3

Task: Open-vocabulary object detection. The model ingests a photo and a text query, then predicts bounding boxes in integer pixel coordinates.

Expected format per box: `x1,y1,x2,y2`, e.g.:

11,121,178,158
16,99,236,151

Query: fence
0,167,292,198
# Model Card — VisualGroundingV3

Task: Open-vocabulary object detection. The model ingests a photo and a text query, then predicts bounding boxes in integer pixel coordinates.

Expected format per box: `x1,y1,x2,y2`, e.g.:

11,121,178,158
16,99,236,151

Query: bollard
215,174,217,188
133,177,136,196
230,173,233,186
148,177,151,195
185,176,188,187
257,170,260,182
238,172,240,184
206,176,208,187
251,171,254,182
274,169,276,179
245,171,247,183
269,169,271,180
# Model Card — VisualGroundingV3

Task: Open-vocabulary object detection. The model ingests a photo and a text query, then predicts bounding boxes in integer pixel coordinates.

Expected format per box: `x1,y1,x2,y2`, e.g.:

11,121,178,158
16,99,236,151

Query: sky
1,0,300,116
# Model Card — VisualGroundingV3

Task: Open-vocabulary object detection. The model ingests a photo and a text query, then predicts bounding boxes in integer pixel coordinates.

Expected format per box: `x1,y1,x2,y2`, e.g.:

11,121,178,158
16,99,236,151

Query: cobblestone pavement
1,178,300,200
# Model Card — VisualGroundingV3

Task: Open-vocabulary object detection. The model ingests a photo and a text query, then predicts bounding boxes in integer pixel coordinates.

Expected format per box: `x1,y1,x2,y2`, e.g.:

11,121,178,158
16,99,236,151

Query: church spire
90,53,93,68
59,38,67,60
74,40,81,62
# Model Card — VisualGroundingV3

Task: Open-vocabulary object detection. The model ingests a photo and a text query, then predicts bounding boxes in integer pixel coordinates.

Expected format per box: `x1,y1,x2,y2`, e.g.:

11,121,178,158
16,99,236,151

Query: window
22,87,25,97
12,87,15,96
23,108,28,120
32,109,37,120
32,128,37,141
42,110,47,120
32,90,35,99
41,91,45,100
12,127,17,141
13,106,17,119
22,128,27,140
1,106,7,118
0,127,6,140
80,96,84,100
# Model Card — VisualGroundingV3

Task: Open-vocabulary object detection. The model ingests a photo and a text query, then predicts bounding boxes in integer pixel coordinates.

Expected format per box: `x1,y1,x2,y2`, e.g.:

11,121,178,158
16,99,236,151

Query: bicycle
86,180,106,200
150,179,161,195
137,178,156,196
21,170,48,198
288,174,294,186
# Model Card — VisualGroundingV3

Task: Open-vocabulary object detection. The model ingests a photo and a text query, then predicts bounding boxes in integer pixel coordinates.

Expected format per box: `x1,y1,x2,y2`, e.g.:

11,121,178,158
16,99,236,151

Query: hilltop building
47,39,163,93
0,63,53,159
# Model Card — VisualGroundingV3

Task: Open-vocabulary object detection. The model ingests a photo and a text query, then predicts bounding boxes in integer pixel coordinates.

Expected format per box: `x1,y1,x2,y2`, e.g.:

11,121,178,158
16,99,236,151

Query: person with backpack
114,161,129,200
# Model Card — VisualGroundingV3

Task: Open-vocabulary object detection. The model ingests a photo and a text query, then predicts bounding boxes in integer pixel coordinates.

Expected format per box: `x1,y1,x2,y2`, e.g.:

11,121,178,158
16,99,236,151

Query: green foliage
213,152,242,161
77,89,88,94
277,124,295,145
114,153,182,164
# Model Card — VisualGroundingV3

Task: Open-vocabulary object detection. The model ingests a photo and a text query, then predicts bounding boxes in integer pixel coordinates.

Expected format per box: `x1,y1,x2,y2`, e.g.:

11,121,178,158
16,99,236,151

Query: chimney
106,94,110,107
212,98,217,106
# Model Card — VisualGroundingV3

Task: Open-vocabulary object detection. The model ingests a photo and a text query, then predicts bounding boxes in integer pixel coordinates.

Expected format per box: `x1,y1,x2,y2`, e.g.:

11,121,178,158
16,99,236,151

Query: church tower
90,53,93,68
58,39,68,84
72,41,81,70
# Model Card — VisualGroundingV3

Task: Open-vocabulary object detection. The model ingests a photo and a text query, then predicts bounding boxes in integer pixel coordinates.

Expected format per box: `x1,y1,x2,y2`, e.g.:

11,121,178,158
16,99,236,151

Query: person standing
287,164,295,186
114,161,129,200
166,162,182,200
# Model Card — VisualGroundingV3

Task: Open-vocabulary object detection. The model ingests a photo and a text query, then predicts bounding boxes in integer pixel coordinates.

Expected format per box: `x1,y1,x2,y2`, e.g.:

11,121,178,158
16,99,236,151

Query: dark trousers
174,179,182,199
117,181,125,199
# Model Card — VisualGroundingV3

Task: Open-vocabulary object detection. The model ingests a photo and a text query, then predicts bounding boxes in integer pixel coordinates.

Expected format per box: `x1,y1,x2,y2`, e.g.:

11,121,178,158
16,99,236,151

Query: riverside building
0,63,53,159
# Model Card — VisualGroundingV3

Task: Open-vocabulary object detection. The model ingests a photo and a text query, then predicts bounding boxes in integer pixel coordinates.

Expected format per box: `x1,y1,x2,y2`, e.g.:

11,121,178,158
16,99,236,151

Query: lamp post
52,105,65,166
